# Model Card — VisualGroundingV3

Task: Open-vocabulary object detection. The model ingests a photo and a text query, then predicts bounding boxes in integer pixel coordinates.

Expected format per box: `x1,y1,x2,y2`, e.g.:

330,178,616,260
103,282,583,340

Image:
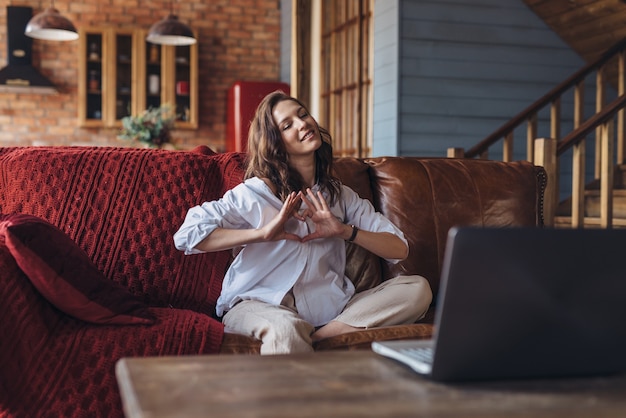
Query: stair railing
534,93,626,227
448,38,626,229
448,38,626,165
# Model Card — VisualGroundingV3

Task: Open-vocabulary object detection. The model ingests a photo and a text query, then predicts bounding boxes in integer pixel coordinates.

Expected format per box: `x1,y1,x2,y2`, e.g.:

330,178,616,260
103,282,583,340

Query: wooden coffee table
116,350,626,417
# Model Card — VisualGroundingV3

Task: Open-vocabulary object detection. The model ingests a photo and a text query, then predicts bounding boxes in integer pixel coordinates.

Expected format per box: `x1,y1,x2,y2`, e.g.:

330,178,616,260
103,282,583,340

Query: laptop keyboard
371,341,435,374
400,346,434,365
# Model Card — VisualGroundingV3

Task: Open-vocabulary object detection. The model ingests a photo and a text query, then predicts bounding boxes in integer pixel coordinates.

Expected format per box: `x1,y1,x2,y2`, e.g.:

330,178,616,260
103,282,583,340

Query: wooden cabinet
79,27,197,129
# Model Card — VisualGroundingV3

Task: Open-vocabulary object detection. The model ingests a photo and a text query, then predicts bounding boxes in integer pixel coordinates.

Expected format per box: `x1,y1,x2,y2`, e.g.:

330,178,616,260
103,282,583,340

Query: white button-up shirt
173,177,406,327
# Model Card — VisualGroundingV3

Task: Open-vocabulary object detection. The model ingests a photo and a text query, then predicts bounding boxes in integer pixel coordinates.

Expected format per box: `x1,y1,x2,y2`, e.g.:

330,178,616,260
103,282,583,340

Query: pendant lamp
147,2,196,46
24,1,78,41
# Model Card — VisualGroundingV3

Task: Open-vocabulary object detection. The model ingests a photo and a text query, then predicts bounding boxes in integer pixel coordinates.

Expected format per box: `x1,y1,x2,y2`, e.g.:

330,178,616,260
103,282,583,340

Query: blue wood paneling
372,0,593,160
373,0,400,156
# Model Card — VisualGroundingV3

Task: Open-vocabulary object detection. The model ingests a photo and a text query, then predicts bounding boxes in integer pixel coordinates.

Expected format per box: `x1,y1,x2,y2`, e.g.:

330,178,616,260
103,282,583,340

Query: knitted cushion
0,213,154,325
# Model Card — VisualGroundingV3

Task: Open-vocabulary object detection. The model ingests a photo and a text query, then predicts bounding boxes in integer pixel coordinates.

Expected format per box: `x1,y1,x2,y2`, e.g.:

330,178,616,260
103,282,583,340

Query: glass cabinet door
79,29,106,127
113,31,135,124
174,45,192,124
173,43,197,129
145,42,162,110
145,30,198,130
79,28,138,128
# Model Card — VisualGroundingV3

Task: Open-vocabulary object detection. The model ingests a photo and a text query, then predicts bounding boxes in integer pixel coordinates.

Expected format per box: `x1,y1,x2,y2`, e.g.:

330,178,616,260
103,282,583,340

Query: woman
174,91,432,354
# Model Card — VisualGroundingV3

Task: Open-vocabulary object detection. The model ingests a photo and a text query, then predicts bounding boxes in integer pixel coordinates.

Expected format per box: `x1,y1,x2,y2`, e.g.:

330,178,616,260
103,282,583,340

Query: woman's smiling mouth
302,130,314,141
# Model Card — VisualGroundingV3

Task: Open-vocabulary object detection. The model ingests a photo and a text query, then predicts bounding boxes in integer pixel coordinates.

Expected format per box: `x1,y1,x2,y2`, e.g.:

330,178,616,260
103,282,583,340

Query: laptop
372,226,626,382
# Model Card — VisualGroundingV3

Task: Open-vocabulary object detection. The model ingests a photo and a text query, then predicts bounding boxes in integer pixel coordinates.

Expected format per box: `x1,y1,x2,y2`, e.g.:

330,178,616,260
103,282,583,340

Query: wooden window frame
293,0,373,157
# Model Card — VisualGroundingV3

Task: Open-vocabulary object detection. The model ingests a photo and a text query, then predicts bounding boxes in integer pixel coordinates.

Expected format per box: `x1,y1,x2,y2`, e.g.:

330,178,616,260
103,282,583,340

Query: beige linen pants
222,275,432,355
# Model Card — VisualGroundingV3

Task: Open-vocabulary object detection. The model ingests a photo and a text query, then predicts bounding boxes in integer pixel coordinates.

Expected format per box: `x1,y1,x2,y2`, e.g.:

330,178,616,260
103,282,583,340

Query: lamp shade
147,14,196,46
24,7,78,41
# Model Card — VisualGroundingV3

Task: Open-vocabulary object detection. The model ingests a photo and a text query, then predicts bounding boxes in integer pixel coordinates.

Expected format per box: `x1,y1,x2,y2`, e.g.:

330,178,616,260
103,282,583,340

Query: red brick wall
0,0,282,151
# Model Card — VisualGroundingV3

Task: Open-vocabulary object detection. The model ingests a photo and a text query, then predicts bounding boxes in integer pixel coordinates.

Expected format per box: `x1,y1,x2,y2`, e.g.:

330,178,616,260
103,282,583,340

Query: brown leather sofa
221,155,547,353
0,146,545,417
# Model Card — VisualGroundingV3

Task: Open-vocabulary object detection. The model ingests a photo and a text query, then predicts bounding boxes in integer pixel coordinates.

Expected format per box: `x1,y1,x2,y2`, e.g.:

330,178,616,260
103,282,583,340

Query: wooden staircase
449,38,626,229
554,165,626,228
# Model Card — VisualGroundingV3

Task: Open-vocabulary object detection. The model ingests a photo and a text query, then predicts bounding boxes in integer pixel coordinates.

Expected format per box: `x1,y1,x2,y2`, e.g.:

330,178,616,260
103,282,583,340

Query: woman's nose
295,118,308,130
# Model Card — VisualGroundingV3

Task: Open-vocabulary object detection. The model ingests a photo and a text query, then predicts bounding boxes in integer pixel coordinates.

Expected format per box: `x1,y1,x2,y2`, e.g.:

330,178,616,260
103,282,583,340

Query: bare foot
311,320,361,342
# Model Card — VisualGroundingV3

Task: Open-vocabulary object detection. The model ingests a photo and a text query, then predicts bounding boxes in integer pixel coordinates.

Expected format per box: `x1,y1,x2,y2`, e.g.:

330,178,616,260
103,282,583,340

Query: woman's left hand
297,188,344,242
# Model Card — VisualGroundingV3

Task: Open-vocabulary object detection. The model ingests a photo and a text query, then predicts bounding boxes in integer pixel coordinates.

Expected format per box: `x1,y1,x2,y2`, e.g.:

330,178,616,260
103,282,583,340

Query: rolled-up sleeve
173,182,260,255
173,205,222,254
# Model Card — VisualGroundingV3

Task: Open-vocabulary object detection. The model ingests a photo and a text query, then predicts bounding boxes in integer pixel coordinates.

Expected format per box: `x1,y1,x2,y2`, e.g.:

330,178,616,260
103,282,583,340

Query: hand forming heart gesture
296,188,345,242
260,191,303,243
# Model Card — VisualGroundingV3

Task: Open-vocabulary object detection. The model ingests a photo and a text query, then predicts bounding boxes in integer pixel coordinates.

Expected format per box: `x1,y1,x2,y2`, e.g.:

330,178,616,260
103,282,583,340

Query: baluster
551,98,561,208
595,67,606,179
572,81,586,228
600,121,614,228
503,132,513,162
526,114,537,163
618,50,625,165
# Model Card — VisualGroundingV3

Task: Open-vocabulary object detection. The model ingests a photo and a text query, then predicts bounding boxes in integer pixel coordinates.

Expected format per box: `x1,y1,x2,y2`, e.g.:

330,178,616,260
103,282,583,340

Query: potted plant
118,104,175,148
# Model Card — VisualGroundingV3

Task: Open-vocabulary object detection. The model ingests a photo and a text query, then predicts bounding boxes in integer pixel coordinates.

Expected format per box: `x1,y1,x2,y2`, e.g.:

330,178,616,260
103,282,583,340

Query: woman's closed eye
280,108,310,131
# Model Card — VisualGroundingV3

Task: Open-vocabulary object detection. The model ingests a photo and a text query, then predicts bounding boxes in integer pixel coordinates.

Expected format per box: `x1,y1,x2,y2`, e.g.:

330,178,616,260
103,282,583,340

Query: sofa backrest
0,146,244,317
0,147,545,315
334,157,546,298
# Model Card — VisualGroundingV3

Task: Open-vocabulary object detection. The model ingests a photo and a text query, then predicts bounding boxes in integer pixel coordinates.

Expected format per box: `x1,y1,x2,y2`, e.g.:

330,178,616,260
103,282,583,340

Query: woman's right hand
260,191,303,242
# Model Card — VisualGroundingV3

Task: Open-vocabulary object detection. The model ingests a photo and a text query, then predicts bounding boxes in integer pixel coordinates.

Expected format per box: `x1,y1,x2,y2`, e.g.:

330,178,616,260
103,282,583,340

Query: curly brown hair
245,90,341,204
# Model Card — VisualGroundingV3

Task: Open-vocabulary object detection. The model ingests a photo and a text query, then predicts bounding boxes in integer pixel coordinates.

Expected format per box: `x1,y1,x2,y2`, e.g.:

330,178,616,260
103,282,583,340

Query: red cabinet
227,81,290,152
